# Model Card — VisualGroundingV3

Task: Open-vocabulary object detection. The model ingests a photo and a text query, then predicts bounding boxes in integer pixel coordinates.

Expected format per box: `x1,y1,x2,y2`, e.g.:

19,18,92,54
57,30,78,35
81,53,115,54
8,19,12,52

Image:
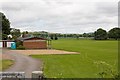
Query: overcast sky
0,0,119,33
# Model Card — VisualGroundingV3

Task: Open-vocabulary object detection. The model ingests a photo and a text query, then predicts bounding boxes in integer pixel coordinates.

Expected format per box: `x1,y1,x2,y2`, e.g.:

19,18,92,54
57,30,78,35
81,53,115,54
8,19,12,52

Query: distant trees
108,28,120,40
54,34,58,40
0,12,11,40
21,27,119,40
94,28,107,40
94,27,120,40
83,33,94,38
52,33,94,39
50,34,54,40
22,31,30,38
31,31,48,38
50,34,58,40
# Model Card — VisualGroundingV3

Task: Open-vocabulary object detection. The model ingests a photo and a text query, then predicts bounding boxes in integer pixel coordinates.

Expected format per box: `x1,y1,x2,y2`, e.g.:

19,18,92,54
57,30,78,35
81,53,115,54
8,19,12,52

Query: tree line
94,28,120,40
1,12,120,40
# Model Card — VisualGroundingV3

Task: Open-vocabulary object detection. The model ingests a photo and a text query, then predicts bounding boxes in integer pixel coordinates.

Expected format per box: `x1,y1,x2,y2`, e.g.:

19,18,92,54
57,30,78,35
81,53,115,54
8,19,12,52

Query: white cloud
0,0,118,33
0,0,119,2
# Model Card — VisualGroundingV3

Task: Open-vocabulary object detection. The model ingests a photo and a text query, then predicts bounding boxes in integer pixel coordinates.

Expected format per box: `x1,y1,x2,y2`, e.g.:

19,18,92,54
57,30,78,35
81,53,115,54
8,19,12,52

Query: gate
0,71,43,80
0,72,25,80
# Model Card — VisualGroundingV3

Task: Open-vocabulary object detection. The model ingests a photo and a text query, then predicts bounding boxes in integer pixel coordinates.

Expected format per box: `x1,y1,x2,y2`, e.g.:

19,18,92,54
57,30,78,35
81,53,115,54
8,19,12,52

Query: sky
0,0,119,34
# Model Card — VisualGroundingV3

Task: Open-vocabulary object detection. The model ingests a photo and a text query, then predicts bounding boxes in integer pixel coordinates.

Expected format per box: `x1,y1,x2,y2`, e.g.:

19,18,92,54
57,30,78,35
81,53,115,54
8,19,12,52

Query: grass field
31,39,118,78
0,60,14,71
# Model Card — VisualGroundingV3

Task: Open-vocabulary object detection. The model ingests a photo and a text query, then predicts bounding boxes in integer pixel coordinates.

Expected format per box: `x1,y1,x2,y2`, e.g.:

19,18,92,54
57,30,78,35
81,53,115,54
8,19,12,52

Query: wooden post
47,39,52,49
32,71,43,79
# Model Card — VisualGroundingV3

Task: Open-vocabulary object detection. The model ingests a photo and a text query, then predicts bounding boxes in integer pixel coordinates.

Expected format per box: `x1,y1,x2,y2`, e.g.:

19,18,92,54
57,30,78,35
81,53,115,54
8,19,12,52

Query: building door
3,41,7,48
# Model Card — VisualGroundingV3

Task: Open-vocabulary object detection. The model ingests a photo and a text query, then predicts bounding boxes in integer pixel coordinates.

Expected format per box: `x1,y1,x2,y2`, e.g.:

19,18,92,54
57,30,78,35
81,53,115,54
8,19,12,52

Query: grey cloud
2,2,29,11
95,2,118,17
0,1,118,33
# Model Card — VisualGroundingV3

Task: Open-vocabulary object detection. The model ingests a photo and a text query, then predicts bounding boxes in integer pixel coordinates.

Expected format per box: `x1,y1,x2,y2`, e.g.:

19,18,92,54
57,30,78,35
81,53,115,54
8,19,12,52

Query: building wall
0,41,14,48
7,42,14,47
0,42,3,47
23,40,47,49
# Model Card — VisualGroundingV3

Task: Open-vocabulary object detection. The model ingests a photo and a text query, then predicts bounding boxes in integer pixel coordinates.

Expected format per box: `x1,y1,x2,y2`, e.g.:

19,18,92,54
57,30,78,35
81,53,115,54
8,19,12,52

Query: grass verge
0,60,14,71
31,39,118,78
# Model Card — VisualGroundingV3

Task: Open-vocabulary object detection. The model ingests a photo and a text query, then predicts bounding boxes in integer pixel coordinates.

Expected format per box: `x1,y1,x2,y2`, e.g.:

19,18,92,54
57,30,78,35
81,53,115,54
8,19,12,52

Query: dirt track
3,49,42,78
11,49,79,55
0,49,13,60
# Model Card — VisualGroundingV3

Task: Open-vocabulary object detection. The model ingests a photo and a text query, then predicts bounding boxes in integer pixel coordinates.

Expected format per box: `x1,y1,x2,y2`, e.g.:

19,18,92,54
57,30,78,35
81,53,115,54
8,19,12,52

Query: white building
0,40,15,48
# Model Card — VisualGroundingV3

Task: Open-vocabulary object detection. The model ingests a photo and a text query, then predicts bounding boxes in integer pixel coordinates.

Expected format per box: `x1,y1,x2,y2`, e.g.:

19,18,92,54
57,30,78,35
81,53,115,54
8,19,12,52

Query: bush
55,36,58,40
16,41,23,47
17,45,25,50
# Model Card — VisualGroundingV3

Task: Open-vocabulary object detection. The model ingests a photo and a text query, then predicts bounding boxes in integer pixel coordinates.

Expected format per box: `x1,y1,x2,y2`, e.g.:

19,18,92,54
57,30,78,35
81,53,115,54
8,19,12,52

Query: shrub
55,36,58,40
17,45,25,50
16,41,23,47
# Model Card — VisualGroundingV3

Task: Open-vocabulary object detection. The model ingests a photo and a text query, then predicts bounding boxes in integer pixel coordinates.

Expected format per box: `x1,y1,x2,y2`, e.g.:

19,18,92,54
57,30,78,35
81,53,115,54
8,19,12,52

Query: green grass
31,39,118,78
0,60,14,71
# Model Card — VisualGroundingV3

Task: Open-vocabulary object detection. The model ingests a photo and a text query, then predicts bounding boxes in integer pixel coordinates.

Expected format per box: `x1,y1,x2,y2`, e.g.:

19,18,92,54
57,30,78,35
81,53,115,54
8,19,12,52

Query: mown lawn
0,60,14,71
31,39,118,78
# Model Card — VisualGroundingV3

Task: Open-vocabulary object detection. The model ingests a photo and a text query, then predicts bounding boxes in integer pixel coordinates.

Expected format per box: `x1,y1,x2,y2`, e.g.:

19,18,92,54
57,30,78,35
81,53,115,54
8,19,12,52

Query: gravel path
3,50,42,78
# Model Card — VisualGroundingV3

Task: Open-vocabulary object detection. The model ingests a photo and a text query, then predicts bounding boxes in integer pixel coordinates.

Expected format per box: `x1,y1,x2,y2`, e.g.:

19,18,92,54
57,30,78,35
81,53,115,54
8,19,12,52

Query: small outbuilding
0,40,15,48
17,37,50,49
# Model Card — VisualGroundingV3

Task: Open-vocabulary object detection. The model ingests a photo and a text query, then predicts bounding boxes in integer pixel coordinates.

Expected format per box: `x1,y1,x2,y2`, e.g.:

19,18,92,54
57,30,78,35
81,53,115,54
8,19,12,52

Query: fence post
32,71,43,80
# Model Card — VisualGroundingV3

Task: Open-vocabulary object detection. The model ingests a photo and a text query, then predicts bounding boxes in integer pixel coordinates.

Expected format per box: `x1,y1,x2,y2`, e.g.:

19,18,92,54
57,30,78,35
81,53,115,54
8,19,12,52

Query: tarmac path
3,49,42,78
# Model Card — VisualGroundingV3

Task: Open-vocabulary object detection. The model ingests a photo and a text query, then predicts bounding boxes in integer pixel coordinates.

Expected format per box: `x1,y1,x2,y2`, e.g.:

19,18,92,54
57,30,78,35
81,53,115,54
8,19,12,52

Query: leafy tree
108,27,120,40
82,33,94,38
22,31,29,38
83,33,87,37
54,34,58,40
94,28,107,40
11,28,21,40
0,12,11,40
50,34,54,40
79,34,83,37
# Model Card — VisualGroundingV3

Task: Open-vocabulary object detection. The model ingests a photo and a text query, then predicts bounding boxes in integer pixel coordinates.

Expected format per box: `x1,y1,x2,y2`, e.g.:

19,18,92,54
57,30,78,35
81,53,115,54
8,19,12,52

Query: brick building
17,37,49,49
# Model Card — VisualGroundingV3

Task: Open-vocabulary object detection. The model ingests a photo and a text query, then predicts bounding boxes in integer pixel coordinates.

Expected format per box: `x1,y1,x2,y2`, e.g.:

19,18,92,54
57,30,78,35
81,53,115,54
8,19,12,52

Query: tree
22,31,29,38
54,34,58,40
50,34,54,40
108,27,120,40
94,28,107,40
83,33,87,37
10,28,21,40
0,12,11,40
